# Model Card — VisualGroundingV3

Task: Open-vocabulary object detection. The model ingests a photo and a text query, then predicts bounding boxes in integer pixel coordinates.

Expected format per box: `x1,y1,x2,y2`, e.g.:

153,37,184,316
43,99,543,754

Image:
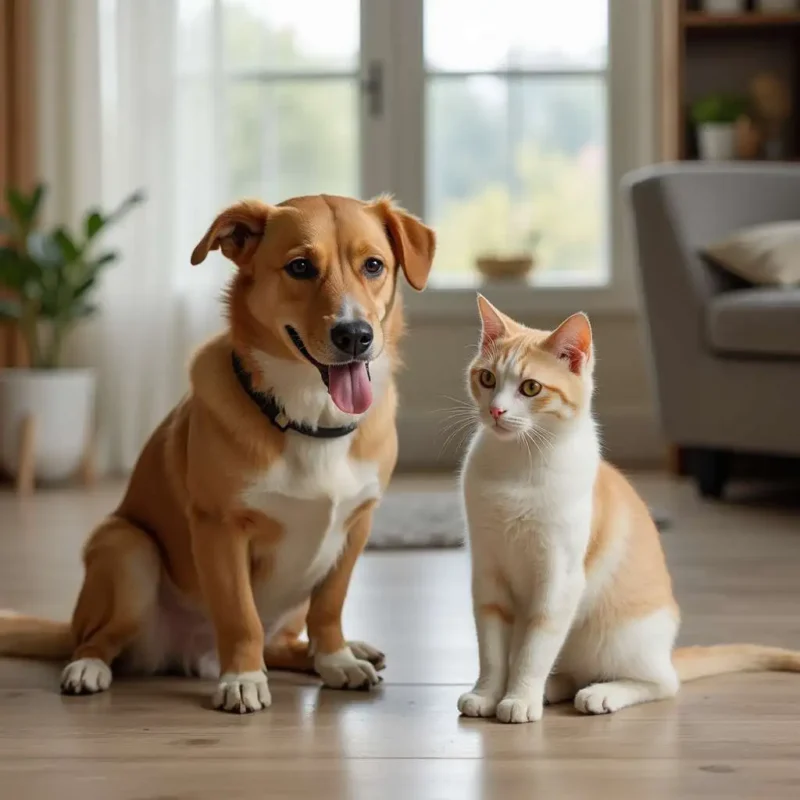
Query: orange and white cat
458,295,800,723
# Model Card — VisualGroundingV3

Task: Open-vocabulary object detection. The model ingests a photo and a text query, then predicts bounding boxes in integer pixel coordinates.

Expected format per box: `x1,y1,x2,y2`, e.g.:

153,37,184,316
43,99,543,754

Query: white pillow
703,221,800,286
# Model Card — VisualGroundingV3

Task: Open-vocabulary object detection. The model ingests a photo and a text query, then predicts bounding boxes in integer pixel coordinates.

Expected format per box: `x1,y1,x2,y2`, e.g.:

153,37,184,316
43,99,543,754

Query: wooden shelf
684,12,800,28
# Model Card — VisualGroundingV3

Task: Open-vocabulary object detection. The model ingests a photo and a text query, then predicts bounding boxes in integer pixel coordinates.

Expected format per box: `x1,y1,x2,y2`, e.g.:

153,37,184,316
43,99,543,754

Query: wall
395,307,663,471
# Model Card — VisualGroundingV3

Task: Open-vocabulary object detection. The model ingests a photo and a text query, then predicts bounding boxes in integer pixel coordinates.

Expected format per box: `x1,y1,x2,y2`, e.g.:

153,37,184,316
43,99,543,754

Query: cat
457,294,800,723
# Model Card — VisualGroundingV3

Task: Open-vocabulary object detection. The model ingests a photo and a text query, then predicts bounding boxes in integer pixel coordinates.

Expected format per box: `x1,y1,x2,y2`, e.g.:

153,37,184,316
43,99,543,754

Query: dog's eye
284,258,318,280
363,257,385,278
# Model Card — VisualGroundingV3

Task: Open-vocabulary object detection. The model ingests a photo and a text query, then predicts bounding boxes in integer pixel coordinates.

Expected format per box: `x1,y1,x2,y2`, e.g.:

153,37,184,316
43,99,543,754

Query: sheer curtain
37,0,232,473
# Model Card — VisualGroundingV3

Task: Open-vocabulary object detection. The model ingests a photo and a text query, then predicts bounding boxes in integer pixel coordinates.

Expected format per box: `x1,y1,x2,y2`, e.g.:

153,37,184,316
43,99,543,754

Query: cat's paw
574,684,624,715
457,690,501,718
496,694,544,724
544,673,575,705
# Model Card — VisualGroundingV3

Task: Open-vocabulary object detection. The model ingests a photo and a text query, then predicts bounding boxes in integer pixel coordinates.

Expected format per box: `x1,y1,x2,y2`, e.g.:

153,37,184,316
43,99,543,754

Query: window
173,0,613,295
176,0,361,203
424,0,608,286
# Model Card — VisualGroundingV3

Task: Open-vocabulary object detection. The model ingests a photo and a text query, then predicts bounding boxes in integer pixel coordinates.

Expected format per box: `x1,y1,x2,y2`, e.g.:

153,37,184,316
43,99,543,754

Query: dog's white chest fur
241,435,381,632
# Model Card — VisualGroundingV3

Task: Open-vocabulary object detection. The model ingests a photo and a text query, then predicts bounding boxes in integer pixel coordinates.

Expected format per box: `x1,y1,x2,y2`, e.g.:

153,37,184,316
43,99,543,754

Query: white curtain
37,0,232,474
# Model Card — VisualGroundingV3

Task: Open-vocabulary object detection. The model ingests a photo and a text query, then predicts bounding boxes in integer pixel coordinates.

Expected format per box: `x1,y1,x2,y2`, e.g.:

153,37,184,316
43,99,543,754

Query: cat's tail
0,610,72,660
674,644,800,683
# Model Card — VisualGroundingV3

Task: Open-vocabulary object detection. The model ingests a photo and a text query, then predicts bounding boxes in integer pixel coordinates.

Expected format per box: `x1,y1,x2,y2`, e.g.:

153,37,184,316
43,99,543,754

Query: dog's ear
371,196,436,291
190,200,272,272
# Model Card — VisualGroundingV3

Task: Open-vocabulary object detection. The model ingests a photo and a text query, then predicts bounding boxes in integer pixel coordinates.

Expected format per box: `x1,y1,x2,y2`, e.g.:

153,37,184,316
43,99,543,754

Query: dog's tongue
328,362,372,414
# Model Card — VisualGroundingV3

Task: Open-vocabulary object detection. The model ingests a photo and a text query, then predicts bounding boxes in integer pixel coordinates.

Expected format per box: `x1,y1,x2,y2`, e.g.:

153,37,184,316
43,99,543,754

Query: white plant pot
756,0,798,11
697,123,737,161
701,0,747,12
0,368,95,483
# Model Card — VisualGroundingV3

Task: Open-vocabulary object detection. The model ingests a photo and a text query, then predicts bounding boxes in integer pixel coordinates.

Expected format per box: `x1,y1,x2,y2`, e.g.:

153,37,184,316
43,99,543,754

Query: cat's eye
520,379,542,397
478,369,496,389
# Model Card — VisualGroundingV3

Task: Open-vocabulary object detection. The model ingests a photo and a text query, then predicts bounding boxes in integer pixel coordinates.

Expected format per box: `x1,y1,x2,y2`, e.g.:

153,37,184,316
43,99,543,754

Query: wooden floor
1,473,800,799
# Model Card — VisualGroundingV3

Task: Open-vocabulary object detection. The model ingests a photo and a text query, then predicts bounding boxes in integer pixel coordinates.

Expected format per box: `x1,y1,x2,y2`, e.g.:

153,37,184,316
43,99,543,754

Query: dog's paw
212,671,271,714
457,690,501,718
315,648,382,690
496,694,544,724
61,658,113,695
347,640,386,671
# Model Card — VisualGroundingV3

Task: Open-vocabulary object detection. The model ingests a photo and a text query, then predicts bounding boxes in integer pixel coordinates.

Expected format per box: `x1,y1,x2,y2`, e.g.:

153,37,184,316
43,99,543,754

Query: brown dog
0,193,435,713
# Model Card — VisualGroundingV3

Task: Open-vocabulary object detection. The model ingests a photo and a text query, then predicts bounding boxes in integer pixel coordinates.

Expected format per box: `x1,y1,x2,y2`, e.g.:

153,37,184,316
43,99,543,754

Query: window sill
404,276,639,323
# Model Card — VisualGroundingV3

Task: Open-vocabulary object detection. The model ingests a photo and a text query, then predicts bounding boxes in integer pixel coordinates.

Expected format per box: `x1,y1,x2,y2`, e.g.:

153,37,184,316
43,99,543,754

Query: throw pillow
702,221,800,286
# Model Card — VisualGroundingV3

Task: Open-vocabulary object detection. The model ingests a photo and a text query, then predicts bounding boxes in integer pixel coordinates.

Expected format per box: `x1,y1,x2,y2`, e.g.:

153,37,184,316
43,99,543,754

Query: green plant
691,94,749,126
0,183,144,368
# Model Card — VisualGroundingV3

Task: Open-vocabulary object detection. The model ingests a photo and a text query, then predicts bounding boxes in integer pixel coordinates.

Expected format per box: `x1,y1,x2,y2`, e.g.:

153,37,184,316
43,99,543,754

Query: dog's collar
231,352,357,440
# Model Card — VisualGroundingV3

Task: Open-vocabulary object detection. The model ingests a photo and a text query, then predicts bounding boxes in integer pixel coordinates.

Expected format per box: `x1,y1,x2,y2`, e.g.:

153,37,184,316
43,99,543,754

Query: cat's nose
489,406,506,421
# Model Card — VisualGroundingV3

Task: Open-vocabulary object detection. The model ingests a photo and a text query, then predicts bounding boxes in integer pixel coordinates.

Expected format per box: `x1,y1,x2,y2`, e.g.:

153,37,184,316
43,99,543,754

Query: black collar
231,352,357,439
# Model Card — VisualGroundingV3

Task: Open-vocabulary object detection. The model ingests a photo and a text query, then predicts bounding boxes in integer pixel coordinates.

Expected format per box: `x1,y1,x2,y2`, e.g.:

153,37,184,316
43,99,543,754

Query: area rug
368,491,670,550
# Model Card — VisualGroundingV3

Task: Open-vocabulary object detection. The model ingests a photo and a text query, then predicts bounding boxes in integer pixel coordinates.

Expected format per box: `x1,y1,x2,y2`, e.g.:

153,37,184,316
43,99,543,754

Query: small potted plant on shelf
0,183,144,490
691,93,749,161
475,229,541,282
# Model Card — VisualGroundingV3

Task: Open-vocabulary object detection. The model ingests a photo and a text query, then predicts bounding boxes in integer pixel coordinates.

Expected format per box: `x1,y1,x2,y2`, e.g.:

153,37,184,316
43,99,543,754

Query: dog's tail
674,644,800,683
0,610,72,660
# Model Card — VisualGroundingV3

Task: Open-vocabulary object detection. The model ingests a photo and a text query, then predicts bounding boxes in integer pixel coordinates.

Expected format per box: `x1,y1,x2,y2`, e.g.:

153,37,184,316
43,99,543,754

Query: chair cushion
702,221,800,286
707,287,800,358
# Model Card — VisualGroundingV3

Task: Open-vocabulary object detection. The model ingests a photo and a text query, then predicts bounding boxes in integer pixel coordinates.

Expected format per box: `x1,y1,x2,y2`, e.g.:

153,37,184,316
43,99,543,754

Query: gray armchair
625,163,800,498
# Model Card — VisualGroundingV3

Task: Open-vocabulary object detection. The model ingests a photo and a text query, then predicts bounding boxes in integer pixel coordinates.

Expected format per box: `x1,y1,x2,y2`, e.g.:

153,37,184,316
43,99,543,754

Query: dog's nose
330,321,374,358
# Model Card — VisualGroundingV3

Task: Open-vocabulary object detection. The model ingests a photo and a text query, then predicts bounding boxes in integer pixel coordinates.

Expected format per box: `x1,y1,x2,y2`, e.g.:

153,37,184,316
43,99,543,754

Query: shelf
684,12,800,28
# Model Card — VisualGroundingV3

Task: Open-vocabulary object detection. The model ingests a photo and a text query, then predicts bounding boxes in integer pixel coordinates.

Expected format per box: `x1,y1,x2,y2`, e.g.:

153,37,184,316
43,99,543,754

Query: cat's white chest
462,430,597,602
240,435,381,631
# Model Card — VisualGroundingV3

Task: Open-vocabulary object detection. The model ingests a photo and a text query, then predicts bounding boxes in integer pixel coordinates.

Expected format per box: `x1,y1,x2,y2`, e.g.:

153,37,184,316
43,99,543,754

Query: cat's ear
544,312,593,375
476,294,507,353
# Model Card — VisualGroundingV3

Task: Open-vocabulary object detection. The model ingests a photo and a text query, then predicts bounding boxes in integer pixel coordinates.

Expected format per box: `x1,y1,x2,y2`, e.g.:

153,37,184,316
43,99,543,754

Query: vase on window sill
475,254,535,282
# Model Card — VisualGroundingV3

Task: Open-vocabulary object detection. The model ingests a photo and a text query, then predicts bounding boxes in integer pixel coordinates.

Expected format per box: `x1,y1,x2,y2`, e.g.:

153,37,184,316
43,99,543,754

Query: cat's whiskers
517,428,535,469
522,425,555,460
530,424,555,449
438,416,478,458
520,429,545,461
438,407,479,434
437,404,480,457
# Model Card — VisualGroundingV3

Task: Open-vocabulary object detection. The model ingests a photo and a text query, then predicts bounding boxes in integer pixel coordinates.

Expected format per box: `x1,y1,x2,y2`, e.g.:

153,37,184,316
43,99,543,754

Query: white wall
395,307,664,471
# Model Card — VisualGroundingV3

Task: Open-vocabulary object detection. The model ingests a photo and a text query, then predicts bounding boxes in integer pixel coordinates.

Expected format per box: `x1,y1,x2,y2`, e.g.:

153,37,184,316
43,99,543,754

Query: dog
0,193,436,713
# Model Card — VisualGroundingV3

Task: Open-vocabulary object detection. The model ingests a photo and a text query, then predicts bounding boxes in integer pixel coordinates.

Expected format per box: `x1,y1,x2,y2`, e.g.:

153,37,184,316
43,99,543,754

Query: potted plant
691,94,749,161
0,183,144,485
475,229,541,282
